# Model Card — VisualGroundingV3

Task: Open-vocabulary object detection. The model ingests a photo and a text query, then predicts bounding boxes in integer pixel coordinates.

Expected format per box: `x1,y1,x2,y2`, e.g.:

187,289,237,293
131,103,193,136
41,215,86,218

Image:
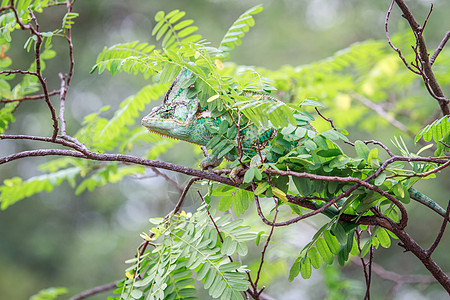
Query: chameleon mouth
145,128,202,146
145,128,177,140
142,117,189,127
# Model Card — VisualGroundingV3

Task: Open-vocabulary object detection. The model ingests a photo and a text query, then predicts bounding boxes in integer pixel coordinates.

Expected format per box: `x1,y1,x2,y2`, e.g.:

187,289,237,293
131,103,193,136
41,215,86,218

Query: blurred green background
0,0,449,299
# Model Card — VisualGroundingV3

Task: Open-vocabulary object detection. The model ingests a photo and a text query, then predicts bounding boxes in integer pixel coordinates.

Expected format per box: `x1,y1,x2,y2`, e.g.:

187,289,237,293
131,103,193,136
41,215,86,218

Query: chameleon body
142,68,448,219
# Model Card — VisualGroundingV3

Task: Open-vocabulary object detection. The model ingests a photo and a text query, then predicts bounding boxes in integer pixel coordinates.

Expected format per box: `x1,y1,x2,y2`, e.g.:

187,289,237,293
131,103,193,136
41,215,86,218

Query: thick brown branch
1,146,449,290
387,220,450,292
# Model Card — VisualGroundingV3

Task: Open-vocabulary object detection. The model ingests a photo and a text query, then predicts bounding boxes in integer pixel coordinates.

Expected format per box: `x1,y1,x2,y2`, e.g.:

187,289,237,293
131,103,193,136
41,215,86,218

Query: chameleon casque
142,67,448,219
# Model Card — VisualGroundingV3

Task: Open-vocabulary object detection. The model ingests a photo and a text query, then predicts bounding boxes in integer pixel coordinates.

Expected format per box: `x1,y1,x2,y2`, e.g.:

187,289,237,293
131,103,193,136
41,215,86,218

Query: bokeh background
0,0,449,299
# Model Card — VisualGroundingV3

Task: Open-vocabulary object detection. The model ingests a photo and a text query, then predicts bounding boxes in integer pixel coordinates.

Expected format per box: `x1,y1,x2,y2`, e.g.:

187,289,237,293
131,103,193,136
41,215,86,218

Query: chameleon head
141,101,198,141
141,67,209,144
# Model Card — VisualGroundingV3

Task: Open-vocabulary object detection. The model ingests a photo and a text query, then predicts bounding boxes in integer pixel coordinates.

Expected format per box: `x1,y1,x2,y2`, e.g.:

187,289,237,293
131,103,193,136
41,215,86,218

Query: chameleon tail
408,187,448,220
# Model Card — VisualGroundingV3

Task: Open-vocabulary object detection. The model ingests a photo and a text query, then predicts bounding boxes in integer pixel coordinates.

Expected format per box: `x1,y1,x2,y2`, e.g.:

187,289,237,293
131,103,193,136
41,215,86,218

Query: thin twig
1,90,60,103
63,0,75,90
426,200,450,256
167,177,200,217
430,31,450,65
356,230,371,298
59,73,68,135
315,107,338,131
365,244,374,300
0,69,37,76
254,198,278,289
0,4,13,13
264,167,409,229
395,159,450,179
385,0,421,75
150,167,183,193
352,93,414,135
68,280,121,300
420,4,433,34
352,258,442,300
0,134,88,154
363,140,395,157
198,190,224,243
9,1,60,139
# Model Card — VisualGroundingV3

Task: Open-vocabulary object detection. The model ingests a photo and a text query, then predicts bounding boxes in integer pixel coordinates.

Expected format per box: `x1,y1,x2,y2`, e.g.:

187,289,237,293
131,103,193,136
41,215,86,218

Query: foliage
217,5,263,60
114,207,254,300
415,115,450,156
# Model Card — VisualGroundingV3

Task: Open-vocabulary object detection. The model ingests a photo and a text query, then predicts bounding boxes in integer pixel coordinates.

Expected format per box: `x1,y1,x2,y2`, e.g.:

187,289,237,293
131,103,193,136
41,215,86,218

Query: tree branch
426,200,450,256
352,93,414,135
9,0,60,139
430,31,450,65
0,90,60,103
68,280,120,300
391,0,450,115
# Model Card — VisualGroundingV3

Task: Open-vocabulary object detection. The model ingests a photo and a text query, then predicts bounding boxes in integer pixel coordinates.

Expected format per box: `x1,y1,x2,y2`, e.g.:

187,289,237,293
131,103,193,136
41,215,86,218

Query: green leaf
300,256,312,279
367,148,379,168
292,177,312,196
316,238,334,265
374,172,386,186
30,287,68,300
355,140,370,160
155,11,165,21
253,182,269,195
392,183,410,204
376,228,391,248
243,167,255,183
218,5,263,60
288,261,301,282
204,270,217,289
271,186,288,202
218,261,241,272
308,247,321,269
317,149,342,157
221,236,237,256
218,196,233,212
197,263,211,281
324,231,340,255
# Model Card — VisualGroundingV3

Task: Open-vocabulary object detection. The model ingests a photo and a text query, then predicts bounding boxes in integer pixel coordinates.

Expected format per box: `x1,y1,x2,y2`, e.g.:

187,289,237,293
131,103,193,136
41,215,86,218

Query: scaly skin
142,68,448,220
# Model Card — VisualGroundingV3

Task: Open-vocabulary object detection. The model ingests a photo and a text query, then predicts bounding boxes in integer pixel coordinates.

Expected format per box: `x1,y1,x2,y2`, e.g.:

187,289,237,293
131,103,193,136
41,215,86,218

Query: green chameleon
142,67,448,219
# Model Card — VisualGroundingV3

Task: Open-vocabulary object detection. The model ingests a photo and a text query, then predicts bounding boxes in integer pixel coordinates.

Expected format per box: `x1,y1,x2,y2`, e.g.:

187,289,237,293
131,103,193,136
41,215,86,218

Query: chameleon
141,67,281,170
142,67,448,220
